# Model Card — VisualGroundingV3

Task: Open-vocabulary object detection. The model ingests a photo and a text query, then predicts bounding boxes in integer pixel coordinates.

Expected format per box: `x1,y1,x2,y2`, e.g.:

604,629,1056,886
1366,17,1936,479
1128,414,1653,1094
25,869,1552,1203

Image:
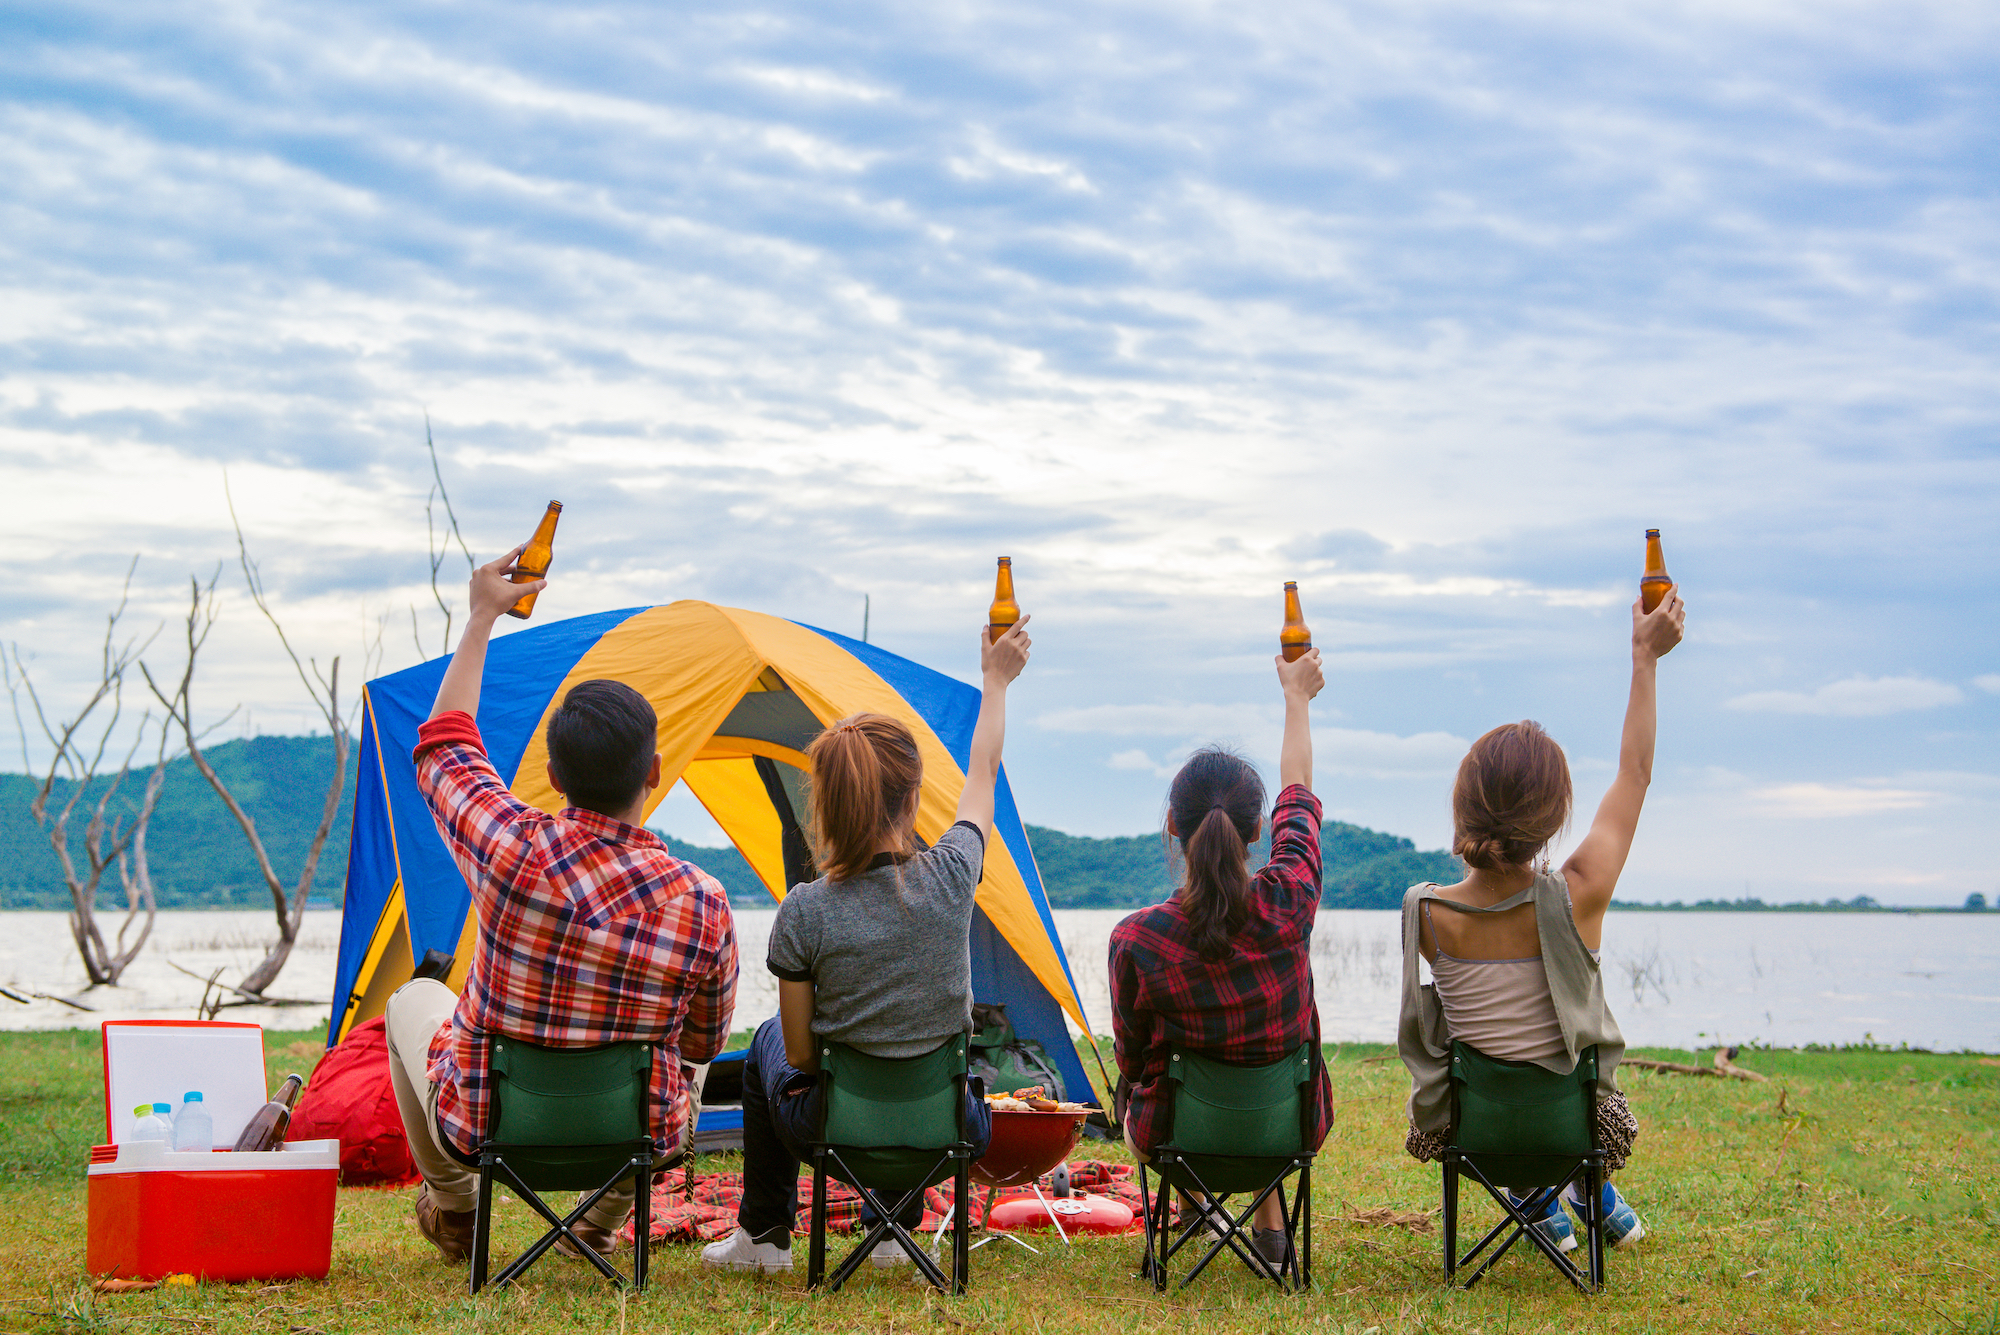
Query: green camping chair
1136,1044,1316,1292
806,1038,976,1295
1441,1040,1605,1294
469,1037,661,1293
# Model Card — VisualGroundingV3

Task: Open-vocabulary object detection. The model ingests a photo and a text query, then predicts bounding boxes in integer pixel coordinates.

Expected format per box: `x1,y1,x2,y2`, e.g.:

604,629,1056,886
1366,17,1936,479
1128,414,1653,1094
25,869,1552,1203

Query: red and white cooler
87,1020,339,1282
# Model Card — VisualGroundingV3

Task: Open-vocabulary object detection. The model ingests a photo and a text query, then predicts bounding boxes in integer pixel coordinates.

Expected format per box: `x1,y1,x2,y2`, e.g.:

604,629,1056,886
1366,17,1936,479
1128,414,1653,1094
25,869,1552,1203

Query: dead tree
146,501,352,1000
5,561,176,986
413,412,476,661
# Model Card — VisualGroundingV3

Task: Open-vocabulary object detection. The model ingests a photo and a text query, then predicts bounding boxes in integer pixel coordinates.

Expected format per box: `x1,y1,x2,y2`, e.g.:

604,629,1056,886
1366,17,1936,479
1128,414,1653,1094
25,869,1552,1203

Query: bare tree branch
422,414,475,659
147,493,351,999
6,558,171,986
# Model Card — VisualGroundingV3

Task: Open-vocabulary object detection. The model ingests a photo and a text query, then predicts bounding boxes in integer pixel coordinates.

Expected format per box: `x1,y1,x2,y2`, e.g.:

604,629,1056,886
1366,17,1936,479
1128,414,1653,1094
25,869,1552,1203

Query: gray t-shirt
766,821,985,1059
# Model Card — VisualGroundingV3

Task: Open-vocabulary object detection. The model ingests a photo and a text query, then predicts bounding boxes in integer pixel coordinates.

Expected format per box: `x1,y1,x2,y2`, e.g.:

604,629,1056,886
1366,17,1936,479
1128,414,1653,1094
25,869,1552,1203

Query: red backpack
286,1015,420,1186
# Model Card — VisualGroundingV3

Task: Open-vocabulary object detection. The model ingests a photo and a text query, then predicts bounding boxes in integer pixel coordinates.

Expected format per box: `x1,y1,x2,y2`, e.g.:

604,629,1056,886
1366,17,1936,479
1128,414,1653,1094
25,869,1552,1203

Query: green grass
2,1029,1996,1333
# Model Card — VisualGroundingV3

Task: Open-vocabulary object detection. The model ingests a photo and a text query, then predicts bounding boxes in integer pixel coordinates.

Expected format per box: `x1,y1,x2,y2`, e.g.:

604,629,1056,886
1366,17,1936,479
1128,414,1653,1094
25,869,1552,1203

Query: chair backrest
1449,1041,1597,1187
487,1037,653,1190
1162,1044,1313,1160
819,1037,967,1151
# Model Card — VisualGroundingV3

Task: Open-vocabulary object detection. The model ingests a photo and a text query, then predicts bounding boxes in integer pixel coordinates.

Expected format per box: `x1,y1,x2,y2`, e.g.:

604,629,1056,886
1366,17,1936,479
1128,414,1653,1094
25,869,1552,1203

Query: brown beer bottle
506,501,562,620
231,1073,305,1152
988,557,1019,644
1640,528,1673,613
1280,582,1312,662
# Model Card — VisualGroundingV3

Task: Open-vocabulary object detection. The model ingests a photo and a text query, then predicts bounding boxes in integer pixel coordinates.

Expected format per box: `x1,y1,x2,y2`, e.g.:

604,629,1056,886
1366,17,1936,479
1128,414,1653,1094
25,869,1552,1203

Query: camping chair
469,1037,661,1294
1136,1044,1316,1292
1441,1041,1605,1294
806,1038,976,1295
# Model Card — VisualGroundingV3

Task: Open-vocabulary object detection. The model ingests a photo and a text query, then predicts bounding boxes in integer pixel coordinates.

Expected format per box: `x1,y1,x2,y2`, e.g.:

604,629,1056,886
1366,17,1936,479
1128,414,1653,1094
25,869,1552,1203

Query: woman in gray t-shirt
701,617,1033,1276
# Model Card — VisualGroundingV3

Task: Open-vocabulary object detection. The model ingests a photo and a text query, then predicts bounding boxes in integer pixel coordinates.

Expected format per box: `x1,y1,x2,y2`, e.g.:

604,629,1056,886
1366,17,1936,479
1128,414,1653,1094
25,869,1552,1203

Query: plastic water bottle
172,1092,213,1152
131,1104,170,1142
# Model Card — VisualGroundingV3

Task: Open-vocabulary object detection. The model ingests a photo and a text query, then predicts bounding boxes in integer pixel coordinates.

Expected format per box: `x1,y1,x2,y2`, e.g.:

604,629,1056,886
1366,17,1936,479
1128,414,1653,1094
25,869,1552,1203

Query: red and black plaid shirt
413,712,739,1157
1108,783,1332,1155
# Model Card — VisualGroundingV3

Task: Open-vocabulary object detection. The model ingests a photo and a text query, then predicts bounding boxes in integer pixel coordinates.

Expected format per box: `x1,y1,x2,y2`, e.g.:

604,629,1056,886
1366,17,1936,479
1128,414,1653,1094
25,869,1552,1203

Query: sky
5,0,1998,905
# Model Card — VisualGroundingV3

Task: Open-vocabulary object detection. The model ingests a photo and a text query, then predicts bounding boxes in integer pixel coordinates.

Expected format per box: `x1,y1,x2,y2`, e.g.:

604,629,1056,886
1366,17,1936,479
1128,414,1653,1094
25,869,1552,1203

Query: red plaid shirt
1108,783,1332,1156
413,712,738,1157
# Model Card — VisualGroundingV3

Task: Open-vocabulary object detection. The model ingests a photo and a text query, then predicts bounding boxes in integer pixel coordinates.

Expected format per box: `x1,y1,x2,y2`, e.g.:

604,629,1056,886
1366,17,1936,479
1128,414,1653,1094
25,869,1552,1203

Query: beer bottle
1640,528,1673,614
506,501,562,620
231,1073,305,1152
988,557,1019,644
1280,581,1312,662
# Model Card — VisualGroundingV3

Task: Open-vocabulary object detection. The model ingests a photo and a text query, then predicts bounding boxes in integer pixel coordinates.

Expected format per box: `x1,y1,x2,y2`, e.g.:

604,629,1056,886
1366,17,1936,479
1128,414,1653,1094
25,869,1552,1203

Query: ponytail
805,714,923,882
1166,747,1266,960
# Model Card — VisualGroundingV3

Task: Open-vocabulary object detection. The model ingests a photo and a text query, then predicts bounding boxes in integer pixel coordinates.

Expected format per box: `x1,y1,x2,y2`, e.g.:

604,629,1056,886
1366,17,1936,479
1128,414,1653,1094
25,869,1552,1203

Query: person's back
383,546,739,1265
702,613,1032,1278
1397,583,1687,1253
1108,646,1329,1267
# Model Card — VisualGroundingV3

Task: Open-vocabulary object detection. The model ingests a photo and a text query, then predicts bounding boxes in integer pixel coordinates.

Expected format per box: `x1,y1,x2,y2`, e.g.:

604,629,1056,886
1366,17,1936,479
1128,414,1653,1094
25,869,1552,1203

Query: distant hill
1,734,1457,912
668,817,1461,912
0,735,357,910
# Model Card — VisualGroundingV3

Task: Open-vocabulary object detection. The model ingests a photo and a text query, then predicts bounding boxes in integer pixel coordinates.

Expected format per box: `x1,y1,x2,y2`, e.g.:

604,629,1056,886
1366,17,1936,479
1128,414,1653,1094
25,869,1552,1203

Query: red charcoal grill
934,1107,1089,1254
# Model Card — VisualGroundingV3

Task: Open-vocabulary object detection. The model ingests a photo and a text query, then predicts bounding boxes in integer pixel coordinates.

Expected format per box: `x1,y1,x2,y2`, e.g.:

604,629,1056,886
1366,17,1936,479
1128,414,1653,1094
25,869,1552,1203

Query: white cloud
1747,783,1936,818
1315,727,1471,779
1975,674,2000,695
1725,676,1965,717
1037,703,1277,739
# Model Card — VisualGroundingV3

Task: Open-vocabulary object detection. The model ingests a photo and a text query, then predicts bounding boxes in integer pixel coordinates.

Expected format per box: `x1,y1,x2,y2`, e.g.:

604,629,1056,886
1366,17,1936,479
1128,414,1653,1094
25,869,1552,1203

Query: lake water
3,909,1996,1052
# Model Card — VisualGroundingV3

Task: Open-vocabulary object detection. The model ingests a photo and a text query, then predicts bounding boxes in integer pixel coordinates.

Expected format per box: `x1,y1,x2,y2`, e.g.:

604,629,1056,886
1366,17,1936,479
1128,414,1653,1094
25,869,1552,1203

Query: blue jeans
735,1017,992,1242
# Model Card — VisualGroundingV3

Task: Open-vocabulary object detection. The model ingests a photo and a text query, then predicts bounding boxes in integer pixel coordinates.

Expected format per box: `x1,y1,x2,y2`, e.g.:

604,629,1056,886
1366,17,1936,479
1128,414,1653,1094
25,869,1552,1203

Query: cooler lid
101,1021,269,1146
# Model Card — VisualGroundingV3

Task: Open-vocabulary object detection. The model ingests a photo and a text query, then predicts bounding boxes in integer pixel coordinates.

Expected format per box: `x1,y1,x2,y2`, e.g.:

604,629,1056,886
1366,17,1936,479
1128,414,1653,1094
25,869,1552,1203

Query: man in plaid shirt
384,547,739,1264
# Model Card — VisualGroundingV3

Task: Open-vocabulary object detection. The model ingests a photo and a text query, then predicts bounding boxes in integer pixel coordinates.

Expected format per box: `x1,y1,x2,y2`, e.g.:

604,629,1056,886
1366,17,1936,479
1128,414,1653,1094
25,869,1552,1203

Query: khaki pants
384,979,702,1230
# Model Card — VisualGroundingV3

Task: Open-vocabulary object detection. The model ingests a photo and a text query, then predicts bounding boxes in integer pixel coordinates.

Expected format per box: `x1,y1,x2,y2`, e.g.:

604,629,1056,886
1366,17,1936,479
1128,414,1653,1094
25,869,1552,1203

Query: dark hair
1166,746,1267,960
805,714,923,882
1451,721,1572,871
546,680,658,816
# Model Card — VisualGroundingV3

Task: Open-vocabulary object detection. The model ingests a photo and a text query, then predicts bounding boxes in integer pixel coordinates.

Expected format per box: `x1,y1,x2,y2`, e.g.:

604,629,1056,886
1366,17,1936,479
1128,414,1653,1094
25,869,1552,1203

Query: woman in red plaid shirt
1108,645,1331,1270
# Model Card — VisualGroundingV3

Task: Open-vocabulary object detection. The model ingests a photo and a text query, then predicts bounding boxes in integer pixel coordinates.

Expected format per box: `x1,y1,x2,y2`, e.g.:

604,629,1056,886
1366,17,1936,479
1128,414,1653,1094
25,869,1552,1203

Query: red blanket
623,1160,1165,1243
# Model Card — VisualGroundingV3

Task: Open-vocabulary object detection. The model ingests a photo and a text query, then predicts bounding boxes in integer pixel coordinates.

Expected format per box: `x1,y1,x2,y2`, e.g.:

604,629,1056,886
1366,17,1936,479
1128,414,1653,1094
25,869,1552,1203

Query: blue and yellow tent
330,601,1096,1107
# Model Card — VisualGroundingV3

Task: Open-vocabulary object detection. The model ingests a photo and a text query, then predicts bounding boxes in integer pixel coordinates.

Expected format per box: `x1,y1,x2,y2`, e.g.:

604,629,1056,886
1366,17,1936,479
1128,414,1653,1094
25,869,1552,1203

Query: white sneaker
868,1237,913,1268
700,1228,793,1273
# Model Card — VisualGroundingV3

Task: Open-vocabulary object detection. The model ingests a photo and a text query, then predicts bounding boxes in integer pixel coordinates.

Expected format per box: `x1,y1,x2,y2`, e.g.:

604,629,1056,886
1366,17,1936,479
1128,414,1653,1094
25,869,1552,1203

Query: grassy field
1,1028,1995,1334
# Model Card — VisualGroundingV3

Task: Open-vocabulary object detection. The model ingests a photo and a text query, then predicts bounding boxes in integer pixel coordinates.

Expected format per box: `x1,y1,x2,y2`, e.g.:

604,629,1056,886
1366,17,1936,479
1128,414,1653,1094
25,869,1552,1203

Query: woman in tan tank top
1400,584,1685,1249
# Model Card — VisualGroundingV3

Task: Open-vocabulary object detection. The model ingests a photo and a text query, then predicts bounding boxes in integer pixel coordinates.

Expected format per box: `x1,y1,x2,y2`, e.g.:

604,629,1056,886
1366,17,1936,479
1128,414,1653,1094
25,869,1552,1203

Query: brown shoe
554,1216,628,1262
414,1184,477,1263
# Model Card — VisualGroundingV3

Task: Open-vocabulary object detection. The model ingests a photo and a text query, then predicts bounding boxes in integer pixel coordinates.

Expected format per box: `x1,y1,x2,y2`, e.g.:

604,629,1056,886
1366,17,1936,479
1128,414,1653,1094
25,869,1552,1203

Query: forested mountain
2,734,1457,912
0,736,357,910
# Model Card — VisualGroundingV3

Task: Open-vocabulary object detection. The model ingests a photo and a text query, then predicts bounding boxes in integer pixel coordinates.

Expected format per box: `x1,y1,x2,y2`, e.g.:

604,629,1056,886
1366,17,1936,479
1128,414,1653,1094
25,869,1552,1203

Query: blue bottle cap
183,1092,203,1102
153,1103,172,1114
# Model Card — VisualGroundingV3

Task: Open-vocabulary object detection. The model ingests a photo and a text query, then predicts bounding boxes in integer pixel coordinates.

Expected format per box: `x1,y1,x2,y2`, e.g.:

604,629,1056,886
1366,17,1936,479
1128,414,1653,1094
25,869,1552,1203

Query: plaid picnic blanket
623,1160,1165,1243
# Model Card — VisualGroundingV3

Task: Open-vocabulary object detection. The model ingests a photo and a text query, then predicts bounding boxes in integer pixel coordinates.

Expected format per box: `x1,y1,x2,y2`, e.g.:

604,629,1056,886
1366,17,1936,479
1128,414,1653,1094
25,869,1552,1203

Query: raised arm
952,616,1032,842
1275,647,1324,791
429,544,543,721
1561,588,1686,940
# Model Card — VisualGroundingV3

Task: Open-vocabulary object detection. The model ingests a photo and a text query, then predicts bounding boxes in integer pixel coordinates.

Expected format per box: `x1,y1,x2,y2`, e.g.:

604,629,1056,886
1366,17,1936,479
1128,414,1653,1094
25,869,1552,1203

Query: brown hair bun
1450,721,1571,871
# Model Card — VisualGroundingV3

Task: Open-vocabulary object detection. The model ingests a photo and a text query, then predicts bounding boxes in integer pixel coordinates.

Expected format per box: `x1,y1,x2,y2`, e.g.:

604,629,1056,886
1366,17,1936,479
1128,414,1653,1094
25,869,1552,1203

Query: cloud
1315,727,1471,779
1,0,1998,905
1037,703,1276,739
1725,676,1965,717
1975,674,2000,695
1747,783,1936,818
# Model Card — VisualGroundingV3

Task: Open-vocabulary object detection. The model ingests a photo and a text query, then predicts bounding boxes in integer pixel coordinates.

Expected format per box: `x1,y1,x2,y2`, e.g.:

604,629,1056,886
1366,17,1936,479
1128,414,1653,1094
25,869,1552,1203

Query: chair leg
952,1154,970,1296
1294,1162,1313,1291
807,1153,828,1290
470,1157,495,1295
1137,1162,1164,1291
633,1155,652,1294
1585,1160,1605,1293
1441,1154,1458,1284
